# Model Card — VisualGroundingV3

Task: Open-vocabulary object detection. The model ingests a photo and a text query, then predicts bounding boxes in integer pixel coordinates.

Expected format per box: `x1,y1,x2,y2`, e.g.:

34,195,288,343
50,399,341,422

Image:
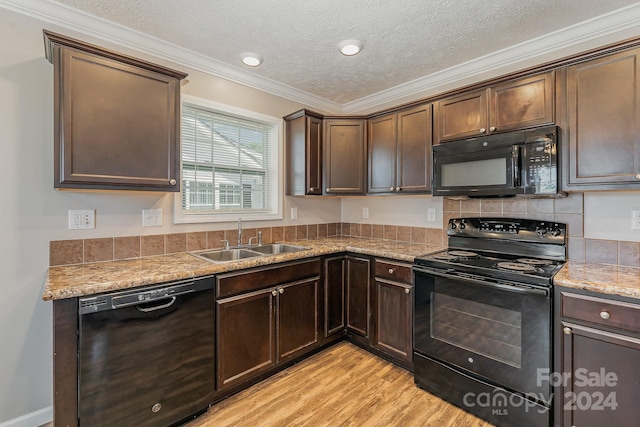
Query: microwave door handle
512,145,521,187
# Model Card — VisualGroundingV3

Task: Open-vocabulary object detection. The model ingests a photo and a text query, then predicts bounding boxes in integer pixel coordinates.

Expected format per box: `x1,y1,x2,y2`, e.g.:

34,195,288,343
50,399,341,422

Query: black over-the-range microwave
431,125,558,198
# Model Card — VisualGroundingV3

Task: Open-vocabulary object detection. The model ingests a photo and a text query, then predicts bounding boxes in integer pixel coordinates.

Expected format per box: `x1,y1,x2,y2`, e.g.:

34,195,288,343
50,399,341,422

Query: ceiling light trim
4,0,640,115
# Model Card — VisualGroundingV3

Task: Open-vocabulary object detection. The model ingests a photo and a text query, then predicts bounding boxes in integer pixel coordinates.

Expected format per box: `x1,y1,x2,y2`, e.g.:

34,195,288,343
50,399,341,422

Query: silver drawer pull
388,268,395,274
279,287,285,294
404,288,410,294
600,310,611,320
563,327,572,335
479,127,486,133
271,290,278,297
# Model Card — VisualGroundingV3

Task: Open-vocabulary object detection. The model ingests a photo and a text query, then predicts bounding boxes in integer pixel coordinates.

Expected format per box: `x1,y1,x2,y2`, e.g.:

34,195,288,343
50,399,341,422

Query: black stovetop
414,217,567,287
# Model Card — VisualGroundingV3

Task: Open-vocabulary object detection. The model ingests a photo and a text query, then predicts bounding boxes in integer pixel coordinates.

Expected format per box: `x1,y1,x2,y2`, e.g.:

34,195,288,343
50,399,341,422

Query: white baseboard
0,407,52,427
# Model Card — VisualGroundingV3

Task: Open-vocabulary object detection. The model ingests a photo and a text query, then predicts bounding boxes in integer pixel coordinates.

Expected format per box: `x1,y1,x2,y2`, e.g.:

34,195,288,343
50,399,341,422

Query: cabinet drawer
561,291,640,333
374,259,412,285
217,259,320,298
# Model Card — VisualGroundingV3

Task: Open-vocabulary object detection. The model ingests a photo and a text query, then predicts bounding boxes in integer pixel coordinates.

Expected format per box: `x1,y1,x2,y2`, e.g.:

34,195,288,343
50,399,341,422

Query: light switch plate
427,208,437,222
362,207,369,219
290,207,298,220
142,209,163,227
632,210,640,230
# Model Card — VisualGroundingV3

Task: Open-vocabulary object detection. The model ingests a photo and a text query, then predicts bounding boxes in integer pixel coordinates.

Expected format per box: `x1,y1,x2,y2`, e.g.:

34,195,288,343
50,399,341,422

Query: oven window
441,158,507,187
430,292,522,368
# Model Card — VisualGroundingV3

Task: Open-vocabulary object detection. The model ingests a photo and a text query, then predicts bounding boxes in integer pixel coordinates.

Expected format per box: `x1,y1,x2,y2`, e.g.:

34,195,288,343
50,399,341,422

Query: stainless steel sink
249,243,310,255
190,248,263,263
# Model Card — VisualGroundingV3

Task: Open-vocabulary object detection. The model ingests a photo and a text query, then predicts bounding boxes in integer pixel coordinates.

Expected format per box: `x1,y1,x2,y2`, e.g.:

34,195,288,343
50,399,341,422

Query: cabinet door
346,256,371,337
324,256,346,338
285,111,323,196
434,88,489,143
51,41,183,191
216,289,276,390
373,279,413,366
491,71,554,133
565,49,640,188
560,322,640,427
397,104,432,192
324,119,367,194
277,278,319,361
368,114,397,193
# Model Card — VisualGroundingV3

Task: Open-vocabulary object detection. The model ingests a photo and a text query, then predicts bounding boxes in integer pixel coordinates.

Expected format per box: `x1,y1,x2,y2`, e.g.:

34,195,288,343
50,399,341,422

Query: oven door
432,143,520,197
413,266,551,400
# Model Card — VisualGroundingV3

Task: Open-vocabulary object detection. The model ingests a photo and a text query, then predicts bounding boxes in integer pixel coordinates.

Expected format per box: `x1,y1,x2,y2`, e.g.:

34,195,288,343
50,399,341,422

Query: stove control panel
447,217,566,245
479,221,519,234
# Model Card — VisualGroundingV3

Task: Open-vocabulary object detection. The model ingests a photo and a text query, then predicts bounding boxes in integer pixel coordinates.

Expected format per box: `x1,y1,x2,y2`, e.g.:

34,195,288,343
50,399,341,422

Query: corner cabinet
284,109,323,196
555,287,640,426
563,48,640,190
44,31,187,191
368,104,432,194
434,71,555,143
323,118,367,194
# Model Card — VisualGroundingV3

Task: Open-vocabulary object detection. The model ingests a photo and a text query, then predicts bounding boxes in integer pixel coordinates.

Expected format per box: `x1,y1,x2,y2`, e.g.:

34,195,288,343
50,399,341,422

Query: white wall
584,192,640,242
341,195,442,227
0,8,340,425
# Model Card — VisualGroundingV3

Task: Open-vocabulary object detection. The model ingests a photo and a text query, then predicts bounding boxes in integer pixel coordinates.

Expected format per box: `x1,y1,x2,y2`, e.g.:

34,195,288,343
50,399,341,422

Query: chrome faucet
237,217,243,246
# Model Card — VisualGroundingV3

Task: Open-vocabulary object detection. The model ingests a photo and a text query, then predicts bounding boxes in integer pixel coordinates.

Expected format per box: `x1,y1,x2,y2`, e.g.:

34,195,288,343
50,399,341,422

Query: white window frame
174,95,283,224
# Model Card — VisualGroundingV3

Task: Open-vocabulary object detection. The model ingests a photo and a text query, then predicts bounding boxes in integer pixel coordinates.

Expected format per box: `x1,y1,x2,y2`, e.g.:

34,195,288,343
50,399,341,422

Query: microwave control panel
522,139,557,194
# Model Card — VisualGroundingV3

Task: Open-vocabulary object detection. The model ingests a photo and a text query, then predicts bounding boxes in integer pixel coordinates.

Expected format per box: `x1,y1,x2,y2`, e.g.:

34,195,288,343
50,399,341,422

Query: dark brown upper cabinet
44,31,187,191
368,104,432,194
323,118,367,194
434,71,555,143
284,109,323,196
563,48,640,190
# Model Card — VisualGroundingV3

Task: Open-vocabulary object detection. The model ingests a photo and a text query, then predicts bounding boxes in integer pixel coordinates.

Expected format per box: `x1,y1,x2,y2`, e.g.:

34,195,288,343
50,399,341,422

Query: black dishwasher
78,276,215,427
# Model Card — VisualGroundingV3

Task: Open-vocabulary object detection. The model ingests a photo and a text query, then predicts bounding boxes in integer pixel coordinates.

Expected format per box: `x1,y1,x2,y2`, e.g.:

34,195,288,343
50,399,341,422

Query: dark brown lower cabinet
345,256,371,337
372,279,412,367
557,287,640,426
324,256,346,338
216,259,321,391
278,278,319,360
216,288,276,391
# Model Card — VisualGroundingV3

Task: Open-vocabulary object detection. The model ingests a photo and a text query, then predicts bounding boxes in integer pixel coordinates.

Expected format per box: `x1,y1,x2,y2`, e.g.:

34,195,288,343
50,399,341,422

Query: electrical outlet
290,207,298,220
427,208,437,222
68,209,95,229
362,207,369,219
142,209,163,227
632,210,640,230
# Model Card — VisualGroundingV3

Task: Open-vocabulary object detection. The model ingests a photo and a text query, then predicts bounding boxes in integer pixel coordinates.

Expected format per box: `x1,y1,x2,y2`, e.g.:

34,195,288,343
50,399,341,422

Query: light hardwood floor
186,342,493,427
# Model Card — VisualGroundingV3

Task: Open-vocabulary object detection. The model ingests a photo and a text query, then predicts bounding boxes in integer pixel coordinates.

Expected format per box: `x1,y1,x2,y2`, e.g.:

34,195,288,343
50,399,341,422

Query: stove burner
447,250,479,258
496,262,538,272
516,258,552,266
431,253,458,261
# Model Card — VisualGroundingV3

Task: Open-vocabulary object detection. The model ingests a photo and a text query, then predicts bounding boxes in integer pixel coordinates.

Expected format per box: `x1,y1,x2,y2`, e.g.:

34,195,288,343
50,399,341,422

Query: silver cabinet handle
395,187,400,192
279,287,284,294
169,179,177,185
636,174,640,180
309,187,315,192
563,327,572,335
479,127,486,133
404,288,410,294
600,310,611,320
271,290,278,297
388,268,395,274
390,187,395,191
489,126,496,132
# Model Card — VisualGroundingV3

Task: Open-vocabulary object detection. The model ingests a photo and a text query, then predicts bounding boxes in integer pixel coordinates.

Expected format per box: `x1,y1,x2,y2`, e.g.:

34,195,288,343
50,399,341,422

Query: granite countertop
42,237,445,300
554,261,640,300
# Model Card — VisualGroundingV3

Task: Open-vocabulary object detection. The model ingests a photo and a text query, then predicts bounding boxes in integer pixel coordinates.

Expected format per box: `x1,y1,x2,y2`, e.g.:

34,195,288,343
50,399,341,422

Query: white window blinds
181,105,273,214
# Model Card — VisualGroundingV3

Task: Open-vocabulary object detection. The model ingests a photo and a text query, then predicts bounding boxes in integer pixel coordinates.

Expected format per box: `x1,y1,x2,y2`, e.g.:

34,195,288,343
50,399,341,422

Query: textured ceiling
56,0,639,105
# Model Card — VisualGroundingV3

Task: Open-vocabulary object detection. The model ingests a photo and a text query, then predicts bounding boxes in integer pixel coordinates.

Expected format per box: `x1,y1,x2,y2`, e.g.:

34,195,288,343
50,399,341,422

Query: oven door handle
413,266,549,298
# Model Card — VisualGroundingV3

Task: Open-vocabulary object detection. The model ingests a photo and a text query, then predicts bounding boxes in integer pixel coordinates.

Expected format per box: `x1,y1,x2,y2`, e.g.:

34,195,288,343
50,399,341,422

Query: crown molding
3,0,640,115
342,3,640,114
0,0,343,114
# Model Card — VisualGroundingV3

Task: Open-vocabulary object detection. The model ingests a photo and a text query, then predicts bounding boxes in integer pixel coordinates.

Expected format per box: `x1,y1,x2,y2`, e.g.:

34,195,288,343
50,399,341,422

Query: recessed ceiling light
241,52,263,67
338,39,363,56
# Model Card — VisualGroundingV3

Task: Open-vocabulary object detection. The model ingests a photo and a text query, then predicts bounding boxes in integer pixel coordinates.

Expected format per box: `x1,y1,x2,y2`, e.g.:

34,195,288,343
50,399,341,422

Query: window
174,96,283,223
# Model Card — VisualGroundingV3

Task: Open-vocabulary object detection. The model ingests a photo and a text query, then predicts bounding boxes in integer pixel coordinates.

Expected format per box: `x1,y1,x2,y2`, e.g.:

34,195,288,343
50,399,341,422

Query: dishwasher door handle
136,296,177,312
